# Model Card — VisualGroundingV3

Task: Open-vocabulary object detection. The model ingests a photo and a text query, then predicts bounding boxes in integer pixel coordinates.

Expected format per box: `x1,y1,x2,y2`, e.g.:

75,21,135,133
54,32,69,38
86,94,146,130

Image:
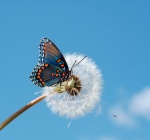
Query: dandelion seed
42,53,103,118
95,105,102,116
67,119,73,128
34,91,41,95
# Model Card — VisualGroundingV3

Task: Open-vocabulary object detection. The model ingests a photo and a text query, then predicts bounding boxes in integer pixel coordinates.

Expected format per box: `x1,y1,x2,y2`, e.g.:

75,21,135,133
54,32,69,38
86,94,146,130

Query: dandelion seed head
42,53,103,118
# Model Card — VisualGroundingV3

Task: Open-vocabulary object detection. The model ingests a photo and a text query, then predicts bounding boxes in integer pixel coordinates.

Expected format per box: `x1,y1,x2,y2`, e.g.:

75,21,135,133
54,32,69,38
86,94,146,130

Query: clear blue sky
0,0,150,140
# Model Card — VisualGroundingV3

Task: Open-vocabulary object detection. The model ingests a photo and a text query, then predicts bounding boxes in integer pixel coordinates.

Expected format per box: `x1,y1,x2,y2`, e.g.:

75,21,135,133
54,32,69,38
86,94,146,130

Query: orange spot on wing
62,72,65,77
57,59,61,63
56,73,59,77
39,79,42,82
36,76,40,79
38,69,42,73
37,72,41,75
60,64,64,68
51,73,54,76
56,69,59,73
42,81,45,85
43,43,48,50
41,67,44,70
44,63,49,67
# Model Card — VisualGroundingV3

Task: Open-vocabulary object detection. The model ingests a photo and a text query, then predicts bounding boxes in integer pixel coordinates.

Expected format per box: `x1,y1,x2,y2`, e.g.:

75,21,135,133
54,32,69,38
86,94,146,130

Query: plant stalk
0,94,47,130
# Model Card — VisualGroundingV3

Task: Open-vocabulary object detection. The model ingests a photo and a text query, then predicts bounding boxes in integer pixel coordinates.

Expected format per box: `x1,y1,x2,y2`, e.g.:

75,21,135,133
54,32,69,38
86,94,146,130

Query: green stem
0,94,47,130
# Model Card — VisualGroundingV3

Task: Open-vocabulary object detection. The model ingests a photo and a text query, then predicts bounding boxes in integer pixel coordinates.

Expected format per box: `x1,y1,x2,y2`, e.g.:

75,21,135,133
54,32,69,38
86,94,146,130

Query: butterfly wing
30,38,70,87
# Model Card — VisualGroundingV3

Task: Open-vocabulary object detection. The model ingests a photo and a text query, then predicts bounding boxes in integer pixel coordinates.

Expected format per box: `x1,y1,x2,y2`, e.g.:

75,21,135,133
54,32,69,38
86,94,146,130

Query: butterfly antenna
70,60,77,71
72,56,87,68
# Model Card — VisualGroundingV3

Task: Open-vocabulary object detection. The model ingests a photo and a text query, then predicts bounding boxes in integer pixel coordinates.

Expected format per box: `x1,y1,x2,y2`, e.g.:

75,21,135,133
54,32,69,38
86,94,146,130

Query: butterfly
30,37,71,87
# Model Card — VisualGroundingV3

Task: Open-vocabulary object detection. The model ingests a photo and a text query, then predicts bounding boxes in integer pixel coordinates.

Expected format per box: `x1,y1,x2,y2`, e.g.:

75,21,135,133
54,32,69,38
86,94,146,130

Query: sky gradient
0,0,150,140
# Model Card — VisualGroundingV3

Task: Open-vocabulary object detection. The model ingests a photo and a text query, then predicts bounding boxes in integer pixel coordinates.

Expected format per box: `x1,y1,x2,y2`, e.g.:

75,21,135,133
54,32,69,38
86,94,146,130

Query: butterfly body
30,38,70,87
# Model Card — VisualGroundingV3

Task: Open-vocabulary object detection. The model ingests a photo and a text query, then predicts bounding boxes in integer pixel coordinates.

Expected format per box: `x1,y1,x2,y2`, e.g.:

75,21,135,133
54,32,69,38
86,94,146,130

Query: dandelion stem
0,94,47,130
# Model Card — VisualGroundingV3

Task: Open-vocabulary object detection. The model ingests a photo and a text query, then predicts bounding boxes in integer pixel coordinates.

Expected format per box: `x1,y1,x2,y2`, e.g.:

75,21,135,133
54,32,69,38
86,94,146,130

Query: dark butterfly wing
30,37,70,87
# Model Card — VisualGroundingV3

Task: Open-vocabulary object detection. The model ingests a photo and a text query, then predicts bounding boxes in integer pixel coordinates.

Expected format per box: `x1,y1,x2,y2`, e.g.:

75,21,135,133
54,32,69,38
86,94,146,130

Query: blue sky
0,0,150,139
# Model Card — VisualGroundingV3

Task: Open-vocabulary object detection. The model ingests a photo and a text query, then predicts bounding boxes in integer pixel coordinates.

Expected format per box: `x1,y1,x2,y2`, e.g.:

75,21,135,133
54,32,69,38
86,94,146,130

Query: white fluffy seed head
42,53,103,118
